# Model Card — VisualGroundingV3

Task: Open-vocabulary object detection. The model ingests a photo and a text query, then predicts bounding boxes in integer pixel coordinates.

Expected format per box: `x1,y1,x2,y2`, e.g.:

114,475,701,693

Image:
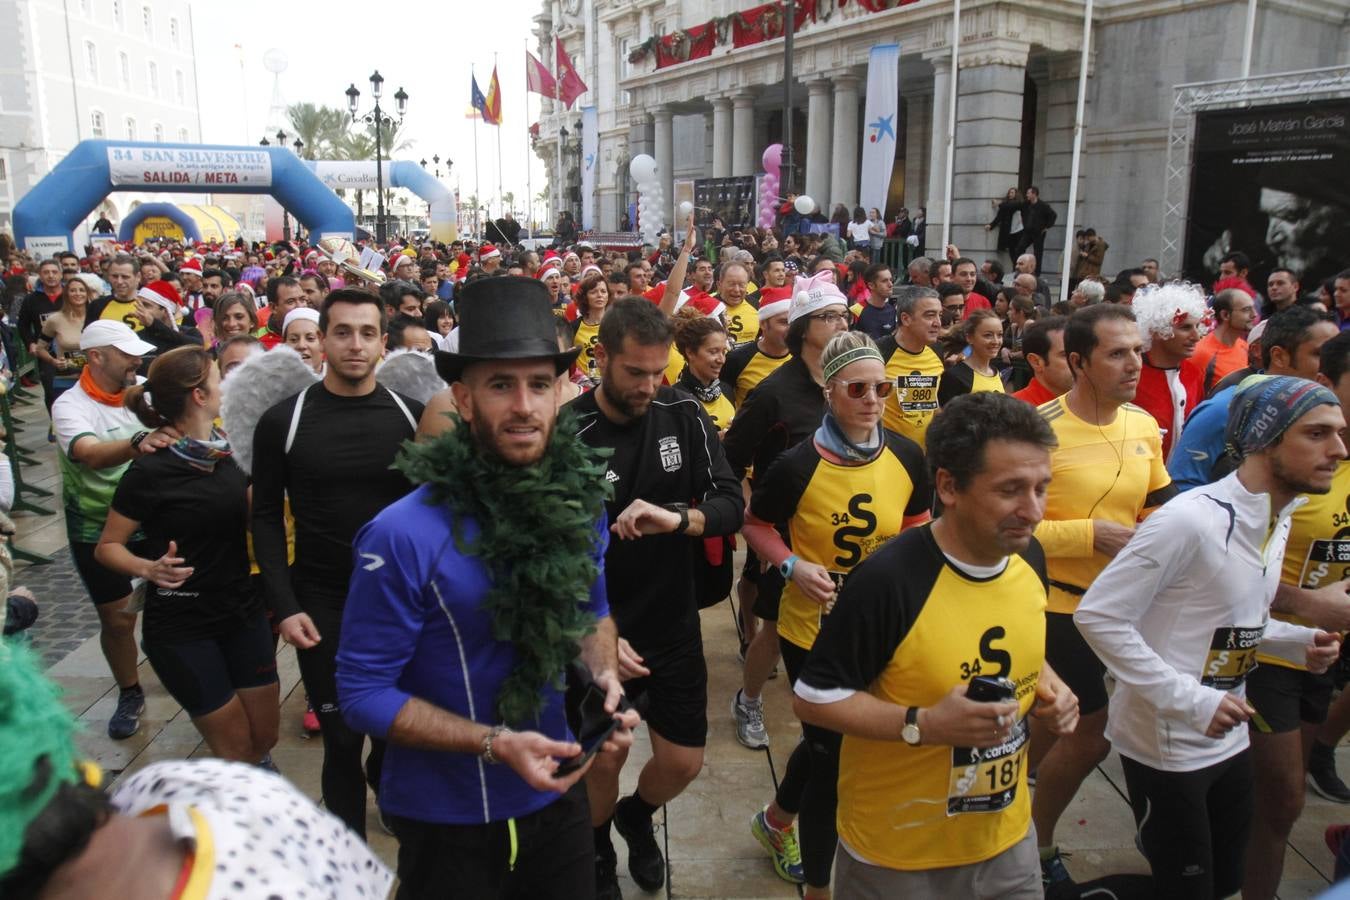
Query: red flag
525,51,557,98
484,66,502,125
555,37,588,109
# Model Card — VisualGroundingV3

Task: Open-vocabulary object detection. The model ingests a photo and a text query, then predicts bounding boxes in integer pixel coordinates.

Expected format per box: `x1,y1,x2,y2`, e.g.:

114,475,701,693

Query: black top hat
434,275,580,384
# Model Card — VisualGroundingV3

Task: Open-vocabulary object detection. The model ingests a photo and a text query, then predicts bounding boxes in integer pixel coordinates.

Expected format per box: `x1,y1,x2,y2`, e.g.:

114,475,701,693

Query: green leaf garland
396,407,613,726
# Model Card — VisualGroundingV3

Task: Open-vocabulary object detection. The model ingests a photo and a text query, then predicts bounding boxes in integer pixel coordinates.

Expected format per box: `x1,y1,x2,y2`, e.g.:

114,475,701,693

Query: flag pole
474,103,481,240
525,39,533,239
495,54,505,228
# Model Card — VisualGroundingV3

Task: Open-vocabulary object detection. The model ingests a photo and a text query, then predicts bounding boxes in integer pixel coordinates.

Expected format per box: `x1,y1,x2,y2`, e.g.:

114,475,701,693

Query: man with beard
338,278,638,897
251,289,425,839
570,297,743,897
200,268,231,308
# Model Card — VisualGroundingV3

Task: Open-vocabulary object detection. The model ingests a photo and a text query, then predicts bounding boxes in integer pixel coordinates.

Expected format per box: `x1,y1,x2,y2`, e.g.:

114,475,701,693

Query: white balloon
630,154,657,183
677,201,694,221
794,195,816,215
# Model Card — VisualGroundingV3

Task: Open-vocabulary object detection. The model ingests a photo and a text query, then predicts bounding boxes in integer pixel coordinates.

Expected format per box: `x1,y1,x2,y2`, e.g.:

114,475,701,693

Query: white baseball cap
79,320,157,355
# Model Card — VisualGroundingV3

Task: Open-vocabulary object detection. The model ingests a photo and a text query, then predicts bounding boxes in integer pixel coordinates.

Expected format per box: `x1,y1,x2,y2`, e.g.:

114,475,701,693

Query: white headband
282,307,321,334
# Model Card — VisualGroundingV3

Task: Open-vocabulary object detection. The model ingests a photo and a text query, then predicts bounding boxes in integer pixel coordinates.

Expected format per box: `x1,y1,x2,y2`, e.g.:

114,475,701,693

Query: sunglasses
831,379,895,399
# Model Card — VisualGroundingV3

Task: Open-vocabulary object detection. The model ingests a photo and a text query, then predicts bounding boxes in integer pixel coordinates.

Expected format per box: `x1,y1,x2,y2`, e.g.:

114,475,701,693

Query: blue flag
470,74,488,119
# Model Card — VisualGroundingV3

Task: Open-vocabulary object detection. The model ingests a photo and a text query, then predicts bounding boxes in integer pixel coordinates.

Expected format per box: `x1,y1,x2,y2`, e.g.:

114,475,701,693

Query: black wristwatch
129,431,150,454
662,502,690,534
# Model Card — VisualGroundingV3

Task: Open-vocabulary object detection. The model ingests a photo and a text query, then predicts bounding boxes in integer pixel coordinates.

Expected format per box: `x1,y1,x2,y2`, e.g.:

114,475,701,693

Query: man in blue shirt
338,276,638,898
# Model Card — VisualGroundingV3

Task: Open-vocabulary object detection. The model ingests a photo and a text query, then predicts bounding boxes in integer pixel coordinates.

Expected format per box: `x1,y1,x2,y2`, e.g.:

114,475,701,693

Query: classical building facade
533,0,1348,282
0,0,204,239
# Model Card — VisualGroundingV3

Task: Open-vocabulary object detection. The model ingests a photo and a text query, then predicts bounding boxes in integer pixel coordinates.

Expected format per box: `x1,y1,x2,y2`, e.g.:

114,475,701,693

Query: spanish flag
483,66,502,126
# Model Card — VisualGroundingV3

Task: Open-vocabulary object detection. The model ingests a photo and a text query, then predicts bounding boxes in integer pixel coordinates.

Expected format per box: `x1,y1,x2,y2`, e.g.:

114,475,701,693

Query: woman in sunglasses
740,331,932,897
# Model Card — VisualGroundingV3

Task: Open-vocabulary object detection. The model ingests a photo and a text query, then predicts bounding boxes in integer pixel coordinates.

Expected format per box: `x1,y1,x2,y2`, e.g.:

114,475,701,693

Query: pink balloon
761,143,783,175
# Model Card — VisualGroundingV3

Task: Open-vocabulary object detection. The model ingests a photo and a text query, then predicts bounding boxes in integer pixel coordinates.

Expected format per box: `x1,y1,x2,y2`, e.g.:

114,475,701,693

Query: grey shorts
833,826,1040,900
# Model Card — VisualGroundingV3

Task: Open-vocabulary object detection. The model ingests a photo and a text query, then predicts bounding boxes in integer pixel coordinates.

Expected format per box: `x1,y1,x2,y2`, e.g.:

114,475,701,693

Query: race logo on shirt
658,435,682,472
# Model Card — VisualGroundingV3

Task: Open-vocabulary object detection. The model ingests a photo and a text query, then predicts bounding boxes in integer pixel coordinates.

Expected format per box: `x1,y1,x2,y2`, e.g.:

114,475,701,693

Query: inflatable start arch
12,139,355,255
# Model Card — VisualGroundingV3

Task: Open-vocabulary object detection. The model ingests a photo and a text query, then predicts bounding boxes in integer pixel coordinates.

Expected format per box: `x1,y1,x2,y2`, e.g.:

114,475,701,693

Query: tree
502,191,515,215
287,102,347,160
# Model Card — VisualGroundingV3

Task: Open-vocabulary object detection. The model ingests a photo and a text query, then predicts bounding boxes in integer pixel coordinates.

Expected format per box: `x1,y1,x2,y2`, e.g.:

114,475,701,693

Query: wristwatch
480,725,511,764
779,554,800,580
129,430,150,454
662,502,690,534
901,706,922,746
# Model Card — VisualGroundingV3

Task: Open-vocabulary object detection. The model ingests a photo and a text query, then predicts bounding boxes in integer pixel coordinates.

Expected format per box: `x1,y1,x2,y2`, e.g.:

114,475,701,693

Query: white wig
1131,282,1210,351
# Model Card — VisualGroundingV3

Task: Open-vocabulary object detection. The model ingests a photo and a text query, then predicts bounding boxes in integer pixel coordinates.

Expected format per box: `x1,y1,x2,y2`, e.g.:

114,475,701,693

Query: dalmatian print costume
110,759,394,899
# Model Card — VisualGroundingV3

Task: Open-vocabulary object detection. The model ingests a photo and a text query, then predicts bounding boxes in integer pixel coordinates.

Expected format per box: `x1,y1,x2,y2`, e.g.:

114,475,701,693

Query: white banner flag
581,106,599,231
860,43,901,217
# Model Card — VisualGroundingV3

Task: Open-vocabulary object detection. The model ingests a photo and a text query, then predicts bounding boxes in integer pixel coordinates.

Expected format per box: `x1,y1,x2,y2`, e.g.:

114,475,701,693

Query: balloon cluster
758,143,782,229
629,154,665,245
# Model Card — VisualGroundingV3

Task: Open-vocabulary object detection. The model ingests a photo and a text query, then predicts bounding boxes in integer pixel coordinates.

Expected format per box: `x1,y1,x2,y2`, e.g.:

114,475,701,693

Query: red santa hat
179,257,202,275
479,244,502,262
537,258,564,280
137,281,183,319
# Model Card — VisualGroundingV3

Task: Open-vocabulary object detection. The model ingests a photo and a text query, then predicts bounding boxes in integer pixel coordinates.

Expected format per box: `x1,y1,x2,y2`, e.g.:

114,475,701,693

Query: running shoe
613,796,665,892
750,807,805,884
257,753,280,774
1040,847,1075,890
302,701,321,736
1309,742,1350,803
732,689,769,750
107,685,145,740
595,850,623,900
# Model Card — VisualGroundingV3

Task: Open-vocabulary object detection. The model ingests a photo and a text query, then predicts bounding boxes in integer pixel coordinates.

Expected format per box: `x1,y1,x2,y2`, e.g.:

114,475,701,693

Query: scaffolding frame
1160,64,1350,278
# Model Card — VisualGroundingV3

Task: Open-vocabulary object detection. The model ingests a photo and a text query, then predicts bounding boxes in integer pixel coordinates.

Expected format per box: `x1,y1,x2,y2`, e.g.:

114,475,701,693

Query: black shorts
70,540,151,606
1244,663,1333,734
625,631,708,748
741,546,762,582
142,612,279,717
752,566,786,621
1045,611,1109,716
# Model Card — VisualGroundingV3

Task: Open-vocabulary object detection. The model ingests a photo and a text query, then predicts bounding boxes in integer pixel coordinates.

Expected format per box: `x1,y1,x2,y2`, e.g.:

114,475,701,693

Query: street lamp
259,136,270,146
345,71,407,245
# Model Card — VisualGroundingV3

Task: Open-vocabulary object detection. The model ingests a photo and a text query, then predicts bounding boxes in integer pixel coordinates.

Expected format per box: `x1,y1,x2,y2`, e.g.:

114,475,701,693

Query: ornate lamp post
346,72,408,244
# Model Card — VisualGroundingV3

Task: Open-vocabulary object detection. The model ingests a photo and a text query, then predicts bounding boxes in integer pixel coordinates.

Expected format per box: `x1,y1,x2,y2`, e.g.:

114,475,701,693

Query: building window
90,110,106,137
178,126,189,142
147,61,158,97
119,52,130,89
169,17,179,47
142,5,152,38
153,122,163,142
174,69,184,104
125,117,136,140
0,159,7,183
112,0,123,28
84,41,98,79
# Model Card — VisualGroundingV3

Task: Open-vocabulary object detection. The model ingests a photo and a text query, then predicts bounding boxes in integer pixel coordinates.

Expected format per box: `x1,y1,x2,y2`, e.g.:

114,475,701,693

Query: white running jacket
1075,472,1319,771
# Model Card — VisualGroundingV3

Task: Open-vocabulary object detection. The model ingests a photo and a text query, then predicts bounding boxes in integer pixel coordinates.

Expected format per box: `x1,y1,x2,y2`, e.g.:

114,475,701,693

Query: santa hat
137,281,183,320
179,257,202,275
758,297,792,321
579,264,602,280
537,258,564,280
788,272,848,324
562,251,579,263
479,245,502,262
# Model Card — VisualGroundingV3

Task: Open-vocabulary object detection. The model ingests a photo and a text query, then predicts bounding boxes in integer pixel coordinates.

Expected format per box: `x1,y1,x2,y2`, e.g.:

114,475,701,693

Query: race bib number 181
948,717,1028,815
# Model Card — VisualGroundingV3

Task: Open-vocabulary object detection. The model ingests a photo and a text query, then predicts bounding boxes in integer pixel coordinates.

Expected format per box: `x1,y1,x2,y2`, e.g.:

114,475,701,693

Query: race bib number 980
948,717,1027,815
899,374,939,412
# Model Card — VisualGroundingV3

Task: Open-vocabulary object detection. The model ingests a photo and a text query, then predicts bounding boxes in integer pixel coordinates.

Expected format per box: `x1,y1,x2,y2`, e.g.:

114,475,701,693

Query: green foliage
396,408,613,725
286,102,349,160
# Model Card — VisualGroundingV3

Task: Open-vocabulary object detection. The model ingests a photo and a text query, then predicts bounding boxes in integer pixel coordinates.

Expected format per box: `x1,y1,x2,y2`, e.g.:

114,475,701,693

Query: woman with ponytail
94,346,278,765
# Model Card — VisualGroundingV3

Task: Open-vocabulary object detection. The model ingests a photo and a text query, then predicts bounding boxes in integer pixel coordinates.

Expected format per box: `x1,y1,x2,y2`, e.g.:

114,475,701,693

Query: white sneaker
733,689,769,749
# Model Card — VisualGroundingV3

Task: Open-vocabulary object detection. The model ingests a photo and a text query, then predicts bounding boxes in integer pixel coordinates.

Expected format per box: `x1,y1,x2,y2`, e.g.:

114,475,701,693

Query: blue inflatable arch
117,202,201,243
12,139,355,254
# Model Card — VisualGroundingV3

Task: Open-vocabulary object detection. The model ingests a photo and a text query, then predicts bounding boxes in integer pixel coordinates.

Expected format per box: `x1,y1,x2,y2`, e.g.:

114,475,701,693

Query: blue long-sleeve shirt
336,484,610,825
1167,385,1235,491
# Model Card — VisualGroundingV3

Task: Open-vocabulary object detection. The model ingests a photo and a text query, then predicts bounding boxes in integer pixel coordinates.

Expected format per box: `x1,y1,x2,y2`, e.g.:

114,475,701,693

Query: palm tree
334,130,376,218
502,191,515,215
287,102,347,160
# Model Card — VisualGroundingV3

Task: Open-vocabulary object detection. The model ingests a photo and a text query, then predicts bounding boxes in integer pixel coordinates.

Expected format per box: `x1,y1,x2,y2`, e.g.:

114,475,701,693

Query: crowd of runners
2,219,1350,900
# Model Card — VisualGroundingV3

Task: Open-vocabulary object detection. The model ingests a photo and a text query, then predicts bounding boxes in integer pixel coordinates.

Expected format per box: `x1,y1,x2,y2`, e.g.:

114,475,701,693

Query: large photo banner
1184,100,1350,292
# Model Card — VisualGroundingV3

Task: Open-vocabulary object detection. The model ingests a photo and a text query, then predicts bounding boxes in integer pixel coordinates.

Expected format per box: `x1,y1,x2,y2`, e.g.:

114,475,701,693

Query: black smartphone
966,675,1016,703
555,682,621,777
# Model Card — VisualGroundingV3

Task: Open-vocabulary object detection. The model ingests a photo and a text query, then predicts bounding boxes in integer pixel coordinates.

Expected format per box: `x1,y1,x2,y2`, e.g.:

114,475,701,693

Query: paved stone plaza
9,392,1343,898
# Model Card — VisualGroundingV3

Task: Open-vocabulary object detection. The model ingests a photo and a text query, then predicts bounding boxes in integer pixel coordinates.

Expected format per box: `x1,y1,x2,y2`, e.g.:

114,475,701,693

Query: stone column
1037,55,1085,285
924,52,952,253
804,79,833,207
828,74,861,214
711,97,732,179
731,92,756,176
949,39,1031,265
653,107,674,230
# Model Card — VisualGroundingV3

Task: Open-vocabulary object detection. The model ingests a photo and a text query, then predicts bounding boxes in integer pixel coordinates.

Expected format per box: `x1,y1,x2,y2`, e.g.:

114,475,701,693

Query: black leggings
773,639,842,889
1120,750,1253,900
294,583,384,839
